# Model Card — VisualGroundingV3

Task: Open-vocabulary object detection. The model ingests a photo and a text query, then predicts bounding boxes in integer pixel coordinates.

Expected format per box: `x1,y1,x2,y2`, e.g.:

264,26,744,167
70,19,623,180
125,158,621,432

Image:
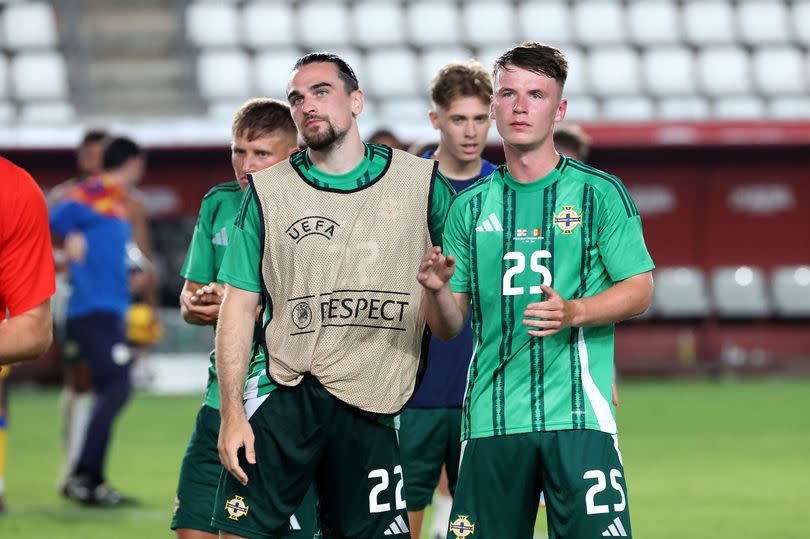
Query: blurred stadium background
0,0,809,537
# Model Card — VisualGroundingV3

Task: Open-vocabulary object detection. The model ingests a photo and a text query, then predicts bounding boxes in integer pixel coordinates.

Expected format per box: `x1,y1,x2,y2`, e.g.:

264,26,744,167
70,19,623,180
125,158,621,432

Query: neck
503,139,559,183
434,147,482,180
307,124,365,175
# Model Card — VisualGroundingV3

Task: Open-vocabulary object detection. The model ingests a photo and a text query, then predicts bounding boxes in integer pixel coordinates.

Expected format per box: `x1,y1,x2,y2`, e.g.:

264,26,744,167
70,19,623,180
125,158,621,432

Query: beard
302,119,347,151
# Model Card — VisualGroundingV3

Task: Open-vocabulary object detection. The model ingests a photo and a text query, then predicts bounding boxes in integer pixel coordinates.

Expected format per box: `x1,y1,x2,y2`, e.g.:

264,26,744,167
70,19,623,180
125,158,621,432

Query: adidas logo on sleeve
212,227,229,246
475,212,503,232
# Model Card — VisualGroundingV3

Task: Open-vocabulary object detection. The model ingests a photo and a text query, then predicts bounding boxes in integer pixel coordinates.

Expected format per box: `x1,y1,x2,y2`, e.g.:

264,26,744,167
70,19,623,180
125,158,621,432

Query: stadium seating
297,2,352,48
10,51,68,100
517,1,571,46
420,47,475,90
737,1,790,45
772,266,810,317
351,1,405,48
242,2,296,49
1,0,808,126
2,1,57,49
185,2,239,48
652,267,710,318
175,0,810,126
626,1,681,45
711,266,771,318
196,49,251,100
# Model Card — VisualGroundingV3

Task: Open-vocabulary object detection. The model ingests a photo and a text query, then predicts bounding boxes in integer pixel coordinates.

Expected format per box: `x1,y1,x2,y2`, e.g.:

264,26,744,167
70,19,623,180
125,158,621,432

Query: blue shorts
64,312,132,384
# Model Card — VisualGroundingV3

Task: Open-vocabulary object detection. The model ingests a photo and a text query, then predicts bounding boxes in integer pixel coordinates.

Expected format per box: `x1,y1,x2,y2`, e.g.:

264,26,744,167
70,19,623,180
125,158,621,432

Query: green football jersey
180,180,244,410
218,144,455,402
444,156,654,440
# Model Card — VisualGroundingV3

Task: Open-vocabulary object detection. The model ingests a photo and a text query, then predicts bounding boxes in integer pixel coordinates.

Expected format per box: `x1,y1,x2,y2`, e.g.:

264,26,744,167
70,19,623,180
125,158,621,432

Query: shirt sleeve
49,200,97,238
1,171,56,316
180,195,216,284
596,179,655,282
444,197,473,294
217,186,263,293
429,171,456,246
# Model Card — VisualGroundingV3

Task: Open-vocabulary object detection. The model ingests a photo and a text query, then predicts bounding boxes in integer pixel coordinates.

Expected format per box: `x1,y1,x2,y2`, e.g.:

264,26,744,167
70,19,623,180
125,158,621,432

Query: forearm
423,286,466,341
215,297,256,420
570,272,653,327
0,303,53,365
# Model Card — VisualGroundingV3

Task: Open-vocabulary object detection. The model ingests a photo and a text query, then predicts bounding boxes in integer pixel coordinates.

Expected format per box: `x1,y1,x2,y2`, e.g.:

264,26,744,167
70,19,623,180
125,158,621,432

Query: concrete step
87,58,191,89
81,9,181,59
89,89,202,116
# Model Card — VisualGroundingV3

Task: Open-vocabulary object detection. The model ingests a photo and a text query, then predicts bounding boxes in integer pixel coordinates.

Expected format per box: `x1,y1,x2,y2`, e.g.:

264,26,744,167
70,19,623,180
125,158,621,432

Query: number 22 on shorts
368,466,406,513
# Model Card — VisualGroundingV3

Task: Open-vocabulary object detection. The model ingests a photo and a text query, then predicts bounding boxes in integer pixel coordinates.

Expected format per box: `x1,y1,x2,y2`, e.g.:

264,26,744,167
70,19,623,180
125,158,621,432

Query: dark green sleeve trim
567,161,639,218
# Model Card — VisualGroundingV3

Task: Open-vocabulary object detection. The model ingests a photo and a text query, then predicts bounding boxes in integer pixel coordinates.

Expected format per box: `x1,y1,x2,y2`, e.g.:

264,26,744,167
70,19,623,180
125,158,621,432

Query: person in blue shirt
402,60,497,539
50,136,146,506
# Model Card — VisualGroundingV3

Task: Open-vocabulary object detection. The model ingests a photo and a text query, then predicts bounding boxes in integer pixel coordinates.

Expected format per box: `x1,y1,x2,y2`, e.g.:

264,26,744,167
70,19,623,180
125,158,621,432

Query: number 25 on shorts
584,468,626,515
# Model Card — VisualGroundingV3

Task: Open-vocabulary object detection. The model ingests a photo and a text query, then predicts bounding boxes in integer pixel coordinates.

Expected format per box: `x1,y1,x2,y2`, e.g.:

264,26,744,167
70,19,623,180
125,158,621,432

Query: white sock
430,493,453,537
58,387,75,452
58,391,93,487
57,388,75,487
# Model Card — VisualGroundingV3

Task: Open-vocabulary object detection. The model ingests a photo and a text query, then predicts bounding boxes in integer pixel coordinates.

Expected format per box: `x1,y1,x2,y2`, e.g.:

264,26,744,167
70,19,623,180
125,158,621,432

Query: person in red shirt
0,156,56,512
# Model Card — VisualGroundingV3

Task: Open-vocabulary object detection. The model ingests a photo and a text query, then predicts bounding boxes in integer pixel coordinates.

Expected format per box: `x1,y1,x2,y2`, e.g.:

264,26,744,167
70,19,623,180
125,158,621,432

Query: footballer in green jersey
215,54,456,539
419,43,654,539
172,98,319,539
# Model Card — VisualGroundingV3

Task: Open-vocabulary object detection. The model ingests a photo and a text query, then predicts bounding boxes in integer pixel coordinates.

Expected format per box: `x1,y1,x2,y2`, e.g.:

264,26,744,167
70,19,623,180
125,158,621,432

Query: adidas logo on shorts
601,516,628,536
382,515,410,535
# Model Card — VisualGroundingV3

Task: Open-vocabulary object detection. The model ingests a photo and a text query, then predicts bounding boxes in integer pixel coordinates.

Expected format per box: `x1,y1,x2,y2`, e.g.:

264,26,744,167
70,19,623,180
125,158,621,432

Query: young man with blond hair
401,59,496,539
171,98,318,539
418,42,654,538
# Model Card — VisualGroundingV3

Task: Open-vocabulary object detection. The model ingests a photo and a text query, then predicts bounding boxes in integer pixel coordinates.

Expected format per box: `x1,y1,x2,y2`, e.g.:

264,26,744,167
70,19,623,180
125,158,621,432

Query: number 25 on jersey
502,250,552,296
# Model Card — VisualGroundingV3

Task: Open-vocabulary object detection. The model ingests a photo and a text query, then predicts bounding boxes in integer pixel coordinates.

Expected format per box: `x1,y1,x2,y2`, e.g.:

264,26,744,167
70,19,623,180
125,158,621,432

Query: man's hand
417,246,456,292
218,414,256,486
522,284,583,338
192,282,224,306
64,232,87,264
180,281,225,325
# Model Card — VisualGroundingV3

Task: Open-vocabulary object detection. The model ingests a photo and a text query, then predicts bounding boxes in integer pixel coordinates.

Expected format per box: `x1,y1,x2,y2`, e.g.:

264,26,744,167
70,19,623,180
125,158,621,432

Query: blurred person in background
171,98,318,539
553,123,591,164
213,52,454,538
49,129,109,495
50,136,148,506
47,129,109,207
417,42,653,538
0,157,57,513
51,130,161,494
400,59,496,539
368,127,406,150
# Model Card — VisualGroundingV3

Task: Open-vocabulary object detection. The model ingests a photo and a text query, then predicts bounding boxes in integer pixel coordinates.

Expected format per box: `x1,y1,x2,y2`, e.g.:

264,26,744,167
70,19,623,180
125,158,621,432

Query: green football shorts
447,430,632,539
212,375,410,538
398,407,462,511
172,403,318,537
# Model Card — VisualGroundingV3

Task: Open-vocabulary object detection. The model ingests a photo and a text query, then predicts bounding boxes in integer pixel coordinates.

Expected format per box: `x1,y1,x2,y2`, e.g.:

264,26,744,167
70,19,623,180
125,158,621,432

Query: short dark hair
80,129,108,147
102,136,143,171
292,52,359,94
554,124,591,162
493,42,568,92
232,98,297,141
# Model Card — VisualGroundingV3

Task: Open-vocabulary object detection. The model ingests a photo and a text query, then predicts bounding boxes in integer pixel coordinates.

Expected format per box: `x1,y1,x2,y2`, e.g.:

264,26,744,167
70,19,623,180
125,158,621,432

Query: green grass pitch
0,380,808,538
